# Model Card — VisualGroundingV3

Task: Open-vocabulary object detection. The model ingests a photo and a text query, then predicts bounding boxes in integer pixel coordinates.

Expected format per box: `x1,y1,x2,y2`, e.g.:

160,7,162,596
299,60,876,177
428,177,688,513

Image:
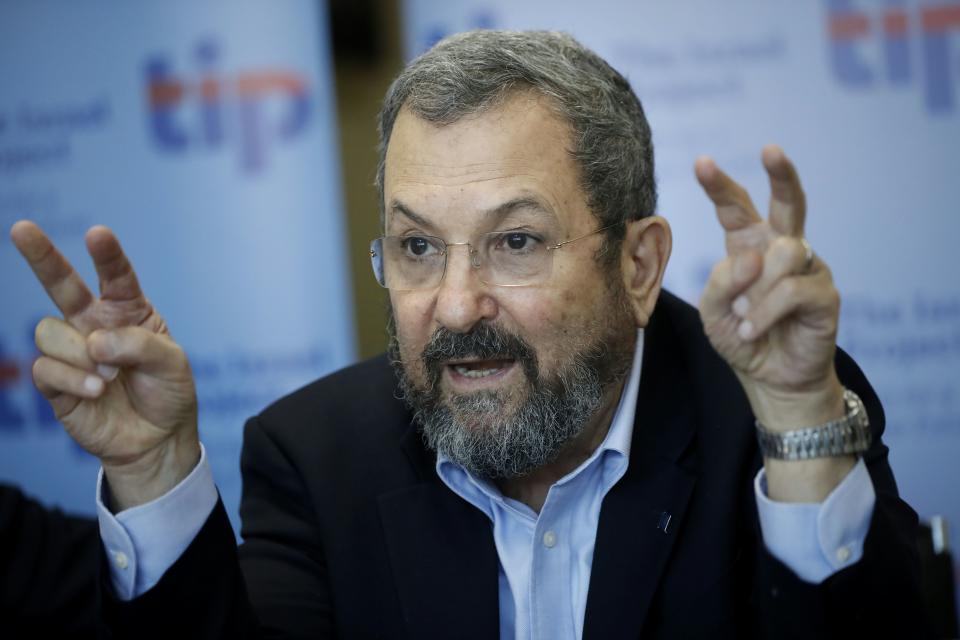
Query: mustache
421,323,539,387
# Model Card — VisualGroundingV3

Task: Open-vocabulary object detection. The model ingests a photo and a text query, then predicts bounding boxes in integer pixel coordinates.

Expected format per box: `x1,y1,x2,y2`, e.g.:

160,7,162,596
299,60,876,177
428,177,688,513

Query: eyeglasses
369,222,621,291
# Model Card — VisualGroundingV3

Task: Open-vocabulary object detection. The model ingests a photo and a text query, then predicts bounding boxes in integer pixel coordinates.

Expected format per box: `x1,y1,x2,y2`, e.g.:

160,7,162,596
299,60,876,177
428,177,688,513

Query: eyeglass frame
369,220,624,290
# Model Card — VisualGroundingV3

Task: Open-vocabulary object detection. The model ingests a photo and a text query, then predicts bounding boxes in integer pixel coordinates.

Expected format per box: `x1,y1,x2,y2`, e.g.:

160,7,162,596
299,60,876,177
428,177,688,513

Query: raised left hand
696,145,844,431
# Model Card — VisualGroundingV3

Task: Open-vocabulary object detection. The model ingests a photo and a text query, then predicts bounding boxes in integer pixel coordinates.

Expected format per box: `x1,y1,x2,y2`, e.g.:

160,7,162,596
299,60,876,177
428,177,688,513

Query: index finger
762,145,806,237
10,220,95,321
694,156,763,233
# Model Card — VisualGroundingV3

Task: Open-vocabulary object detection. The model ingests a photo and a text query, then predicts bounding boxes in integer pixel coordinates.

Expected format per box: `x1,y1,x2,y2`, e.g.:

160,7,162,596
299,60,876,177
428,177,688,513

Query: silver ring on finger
799,237,814,274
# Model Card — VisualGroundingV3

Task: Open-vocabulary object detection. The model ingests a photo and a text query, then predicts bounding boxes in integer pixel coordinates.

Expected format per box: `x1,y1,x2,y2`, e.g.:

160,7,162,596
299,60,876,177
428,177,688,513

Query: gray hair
375,29,657,265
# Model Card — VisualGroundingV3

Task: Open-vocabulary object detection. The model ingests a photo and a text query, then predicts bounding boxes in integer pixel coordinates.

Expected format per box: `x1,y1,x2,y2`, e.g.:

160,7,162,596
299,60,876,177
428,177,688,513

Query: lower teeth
454,365,503,379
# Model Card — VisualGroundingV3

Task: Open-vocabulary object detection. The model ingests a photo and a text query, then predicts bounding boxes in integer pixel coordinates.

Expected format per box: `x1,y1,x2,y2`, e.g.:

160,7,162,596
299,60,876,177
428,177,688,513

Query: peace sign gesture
10,221,199,510
696,146,845,434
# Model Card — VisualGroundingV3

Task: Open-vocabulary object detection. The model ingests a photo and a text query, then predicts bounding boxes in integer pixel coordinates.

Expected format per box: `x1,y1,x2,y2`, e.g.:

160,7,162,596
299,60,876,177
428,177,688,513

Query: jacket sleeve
750,348,932,639
103,414,334,639
0,484,100,638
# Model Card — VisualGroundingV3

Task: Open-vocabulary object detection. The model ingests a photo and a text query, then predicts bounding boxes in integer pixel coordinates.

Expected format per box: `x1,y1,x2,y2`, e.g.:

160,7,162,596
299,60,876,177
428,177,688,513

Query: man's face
384,93,636,478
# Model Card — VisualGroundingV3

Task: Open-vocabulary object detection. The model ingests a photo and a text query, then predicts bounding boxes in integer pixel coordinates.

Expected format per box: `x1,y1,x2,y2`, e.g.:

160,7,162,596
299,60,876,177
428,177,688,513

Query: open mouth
447,358,515,380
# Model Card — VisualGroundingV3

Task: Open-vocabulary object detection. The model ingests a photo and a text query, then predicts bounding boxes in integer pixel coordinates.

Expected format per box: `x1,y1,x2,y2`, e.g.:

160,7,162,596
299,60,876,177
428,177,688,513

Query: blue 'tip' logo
145,39,312,174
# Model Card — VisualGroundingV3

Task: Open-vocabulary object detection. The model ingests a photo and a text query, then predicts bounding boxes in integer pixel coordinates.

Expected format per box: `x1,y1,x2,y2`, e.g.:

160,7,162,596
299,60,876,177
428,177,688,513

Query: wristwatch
755,388,872,460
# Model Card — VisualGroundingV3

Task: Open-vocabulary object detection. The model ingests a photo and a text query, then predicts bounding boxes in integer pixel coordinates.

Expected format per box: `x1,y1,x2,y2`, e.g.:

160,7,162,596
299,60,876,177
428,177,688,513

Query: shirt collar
600,327,644,462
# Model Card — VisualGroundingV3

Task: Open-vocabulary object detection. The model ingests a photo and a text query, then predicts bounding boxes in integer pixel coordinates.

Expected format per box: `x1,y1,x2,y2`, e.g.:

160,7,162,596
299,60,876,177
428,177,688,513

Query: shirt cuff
754,457,875,584
97,443,218,600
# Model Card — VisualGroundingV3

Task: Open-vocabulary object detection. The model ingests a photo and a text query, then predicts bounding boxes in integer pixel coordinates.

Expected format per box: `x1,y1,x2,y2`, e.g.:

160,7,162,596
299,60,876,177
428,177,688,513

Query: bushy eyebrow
389,201,436,232
485,196,556,223
388,195,557,233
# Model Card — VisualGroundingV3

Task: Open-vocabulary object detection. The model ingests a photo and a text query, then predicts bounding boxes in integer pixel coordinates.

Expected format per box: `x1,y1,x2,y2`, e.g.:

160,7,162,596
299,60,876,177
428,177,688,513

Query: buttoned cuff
97,443,218,600
754,457,875,584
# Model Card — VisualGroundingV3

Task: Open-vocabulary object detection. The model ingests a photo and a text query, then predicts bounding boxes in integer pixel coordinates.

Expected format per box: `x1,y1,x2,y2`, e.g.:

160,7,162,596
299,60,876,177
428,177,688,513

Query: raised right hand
10,221,199,511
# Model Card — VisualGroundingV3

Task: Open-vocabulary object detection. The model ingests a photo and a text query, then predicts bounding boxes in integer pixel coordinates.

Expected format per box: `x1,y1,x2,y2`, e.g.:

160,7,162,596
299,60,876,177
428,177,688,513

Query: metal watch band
755,389,872,460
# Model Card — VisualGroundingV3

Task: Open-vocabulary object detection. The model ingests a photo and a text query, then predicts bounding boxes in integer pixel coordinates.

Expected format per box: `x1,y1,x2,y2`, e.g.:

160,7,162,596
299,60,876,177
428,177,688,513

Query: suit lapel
377,425,500,639
581,453,696,639
583,293,701,639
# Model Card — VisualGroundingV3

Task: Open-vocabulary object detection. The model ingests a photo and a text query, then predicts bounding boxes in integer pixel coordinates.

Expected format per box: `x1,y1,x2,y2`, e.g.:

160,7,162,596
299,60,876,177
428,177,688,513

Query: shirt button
835,546,851,564
542,530,557,548
113,550,129,570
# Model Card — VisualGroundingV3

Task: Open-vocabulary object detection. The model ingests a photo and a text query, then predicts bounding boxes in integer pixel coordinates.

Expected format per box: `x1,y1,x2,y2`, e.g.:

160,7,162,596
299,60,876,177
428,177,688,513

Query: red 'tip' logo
826,0,960,113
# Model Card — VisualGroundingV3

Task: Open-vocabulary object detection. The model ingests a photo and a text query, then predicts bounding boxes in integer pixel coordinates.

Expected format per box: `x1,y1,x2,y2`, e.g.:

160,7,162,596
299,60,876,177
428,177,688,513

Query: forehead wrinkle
397,174,546,188
392,158,556,183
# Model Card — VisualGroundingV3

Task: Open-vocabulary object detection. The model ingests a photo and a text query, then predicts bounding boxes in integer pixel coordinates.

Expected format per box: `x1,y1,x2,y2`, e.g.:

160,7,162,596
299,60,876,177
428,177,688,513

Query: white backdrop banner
0,0,355,533
402,0,960,585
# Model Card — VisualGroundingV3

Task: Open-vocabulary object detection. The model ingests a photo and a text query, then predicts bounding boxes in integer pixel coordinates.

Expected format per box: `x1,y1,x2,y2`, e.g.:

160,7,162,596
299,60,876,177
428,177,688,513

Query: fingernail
97,364,119,381
84,375,104,395
737,320,754,340
732,295,750,317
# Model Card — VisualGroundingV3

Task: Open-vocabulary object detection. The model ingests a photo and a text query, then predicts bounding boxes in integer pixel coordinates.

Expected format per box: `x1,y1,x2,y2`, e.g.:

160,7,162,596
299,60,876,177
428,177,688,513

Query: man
11,30,924,638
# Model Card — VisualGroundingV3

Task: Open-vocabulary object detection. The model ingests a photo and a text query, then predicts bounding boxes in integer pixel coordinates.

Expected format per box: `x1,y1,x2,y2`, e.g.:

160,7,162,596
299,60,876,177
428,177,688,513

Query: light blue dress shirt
433,333,638,640
98,330,876,639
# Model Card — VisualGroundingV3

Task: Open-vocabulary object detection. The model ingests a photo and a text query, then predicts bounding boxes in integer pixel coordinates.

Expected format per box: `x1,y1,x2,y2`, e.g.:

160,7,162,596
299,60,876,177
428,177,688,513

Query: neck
495,379,625,513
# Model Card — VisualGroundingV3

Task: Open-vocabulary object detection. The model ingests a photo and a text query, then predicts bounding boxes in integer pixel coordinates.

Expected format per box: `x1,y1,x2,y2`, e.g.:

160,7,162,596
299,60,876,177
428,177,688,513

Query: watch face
843,390,869,430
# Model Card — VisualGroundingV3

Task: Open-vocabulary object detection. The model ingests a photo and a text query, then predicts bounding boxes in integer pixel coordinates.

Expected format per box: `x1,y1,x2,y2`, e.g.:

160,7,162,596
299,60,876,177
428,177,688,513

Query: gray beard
388,312,633,480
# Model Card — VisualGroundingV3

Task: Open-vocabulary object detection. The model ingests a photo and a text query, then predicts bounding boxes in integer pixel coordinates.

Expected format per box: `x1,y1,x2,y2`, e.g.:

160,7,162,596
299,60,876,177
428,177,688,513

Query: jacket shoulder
253,353,410,445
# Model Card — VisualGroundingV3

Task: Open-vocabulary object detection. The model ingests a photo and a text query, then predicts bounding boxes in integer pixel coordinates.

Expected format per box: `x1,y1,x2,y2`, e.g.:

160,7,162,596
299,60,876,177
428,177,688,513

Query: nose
433,243,497,333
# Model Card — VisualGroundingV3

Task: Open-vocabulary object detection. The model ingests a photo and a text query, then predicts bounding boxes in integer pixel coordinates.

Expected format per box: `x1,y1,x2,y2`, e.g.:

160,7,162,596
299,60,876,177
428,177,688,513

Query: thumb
86,326,188,376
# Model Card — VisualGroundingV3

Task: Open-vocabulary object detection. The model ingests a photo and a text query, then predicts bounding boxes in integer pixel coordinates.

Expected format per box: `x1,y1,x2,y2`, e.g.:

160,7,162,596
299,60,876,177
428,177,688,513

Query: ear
620,216,672,327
